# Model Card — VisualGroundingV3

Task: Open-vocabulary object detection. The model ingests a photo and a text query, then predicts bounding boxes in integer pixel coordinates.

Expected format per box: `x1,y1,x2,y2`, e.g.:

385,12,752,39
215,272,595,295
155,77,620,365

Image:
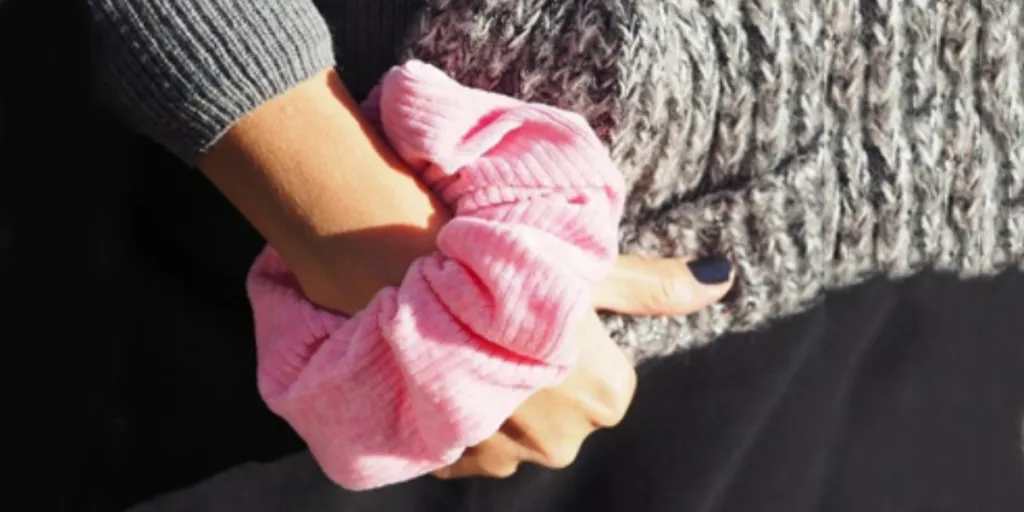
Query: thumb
592,255,734,316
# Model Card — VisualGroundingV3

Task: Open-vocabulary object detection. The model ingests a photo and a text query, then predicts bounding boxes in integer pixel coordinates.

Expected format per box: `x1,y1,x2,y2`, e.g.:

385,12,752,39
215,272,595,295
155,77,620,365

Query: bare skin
198,66,734,479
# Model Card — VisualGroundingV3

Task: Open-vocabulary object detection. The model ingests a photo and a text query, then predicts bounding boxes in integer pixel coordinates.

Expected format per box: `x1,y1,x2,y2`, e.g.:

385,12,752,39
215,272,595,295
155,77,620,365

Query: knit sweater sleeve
85,0,335,165
245,61,626,490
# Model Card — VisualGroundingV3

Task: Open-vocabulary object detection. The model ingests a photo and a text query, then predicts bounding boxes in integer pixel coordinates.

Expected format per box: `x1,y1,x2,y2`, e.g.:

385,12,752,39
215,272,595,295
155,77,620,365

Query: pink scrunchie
246,60,625,490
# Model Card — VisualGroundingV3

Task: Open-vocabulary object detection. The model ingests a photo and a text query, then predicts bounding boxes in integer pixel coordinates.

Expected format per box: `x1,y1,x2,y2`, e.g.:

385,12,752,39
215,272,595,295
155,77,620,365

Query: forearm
247,61,627,488
199,68,449,314
87,0,446,312
86,0,335,165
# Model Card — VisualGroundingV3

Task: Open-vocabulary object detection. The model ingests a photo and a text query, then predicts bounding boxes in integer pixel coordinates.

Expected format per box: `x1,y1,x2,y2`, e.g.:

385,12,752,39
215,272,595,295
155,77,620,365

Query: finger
503,321,634,467
592,254,734,316
432,433,522,480
503,388,597,469
560,314,637,426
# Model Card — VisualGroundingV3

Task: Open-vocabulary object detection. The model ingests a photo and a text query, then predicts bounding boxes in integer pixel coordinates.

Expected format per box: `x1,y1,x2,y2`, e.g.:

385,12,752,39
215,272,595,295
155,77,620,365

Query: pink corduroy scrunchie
246,60,625,490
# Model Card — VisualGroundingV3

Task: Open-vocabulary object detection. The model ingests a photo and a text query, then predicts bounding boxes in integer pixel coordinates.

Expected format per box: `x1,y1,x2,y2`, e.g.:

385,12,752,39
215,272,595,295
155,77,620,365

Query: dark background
2,1,1022,510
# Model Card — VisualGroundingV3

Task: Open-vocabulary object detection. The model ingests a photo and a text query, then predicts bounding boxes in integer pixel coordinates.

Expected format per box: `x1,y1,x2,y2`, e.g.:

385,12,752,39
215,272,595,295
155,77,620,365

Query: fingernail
688,257,732,284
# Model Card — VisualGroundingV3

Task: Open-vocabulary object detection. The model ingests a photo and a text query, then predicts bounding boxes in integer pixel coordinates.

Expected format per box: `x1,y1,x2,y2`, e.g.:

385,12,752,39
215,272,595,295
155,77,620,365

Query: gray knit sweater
88,0,1024,362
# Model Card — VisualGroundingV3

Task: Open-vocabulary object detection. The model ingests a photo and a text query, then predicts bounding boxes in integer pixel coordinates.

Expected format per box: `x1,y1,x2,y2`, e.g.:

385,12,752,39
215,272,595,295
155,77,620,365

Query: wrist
298,219,443,315
198,67,449,314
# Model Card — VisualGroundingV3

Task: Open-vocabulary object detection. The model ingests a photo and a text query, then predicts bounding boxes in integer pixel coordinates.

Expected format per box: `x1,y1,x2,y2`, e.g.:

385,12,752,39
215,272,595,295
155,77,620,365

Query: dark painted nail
688,257,732,285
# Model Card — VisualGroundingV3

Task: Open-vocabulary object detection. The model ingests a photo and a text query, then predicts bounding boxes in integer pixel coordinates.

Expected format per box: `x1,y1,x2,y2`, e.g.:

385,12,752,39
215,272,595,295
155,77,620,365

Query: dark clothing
130,272,1024,512
2,1,1021,511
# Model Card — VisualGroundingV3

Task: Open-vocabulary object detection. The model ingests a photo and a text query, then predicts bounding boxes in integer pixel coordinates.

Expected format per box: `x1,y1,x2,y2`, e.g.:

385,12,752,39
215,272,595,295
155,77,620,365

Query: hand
432,254,734,479
200,67,732,480
199,68,449,317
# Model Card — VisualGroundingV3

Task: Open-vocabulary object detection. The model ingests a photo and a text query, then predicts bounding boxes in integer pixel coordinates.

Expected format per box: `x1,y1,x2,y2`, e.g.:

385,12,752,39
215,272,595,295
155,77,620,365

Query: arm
85,0,620,487
245,61,626,489
198,69,449,314
84,0,729,490
86,0,448,312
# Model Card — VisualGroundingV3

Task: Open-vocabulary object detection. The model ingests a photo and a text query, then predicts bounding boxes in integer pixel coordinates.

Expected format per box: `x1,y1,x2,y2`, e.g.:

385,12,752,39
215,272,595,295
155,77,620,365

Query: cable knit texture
398,0,1024,361
246,61,625,490
85,0,1024,358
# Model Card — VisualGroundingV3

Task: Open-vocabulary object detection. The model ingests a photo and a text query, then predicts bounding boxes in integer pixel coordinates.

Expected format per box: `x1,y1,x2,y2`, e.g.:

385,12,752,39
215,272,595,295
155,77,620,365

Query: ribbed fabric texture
85,0,335,165
402,0,1024,361
84,0,1023,361
245,61,625,490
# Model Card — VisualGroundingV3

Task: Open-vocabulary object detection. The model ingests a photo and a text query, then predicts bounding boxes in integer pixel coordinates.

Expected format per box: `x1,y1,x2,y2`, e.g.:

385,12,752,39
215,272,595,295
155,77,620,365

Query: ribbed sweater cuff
87,0,336,165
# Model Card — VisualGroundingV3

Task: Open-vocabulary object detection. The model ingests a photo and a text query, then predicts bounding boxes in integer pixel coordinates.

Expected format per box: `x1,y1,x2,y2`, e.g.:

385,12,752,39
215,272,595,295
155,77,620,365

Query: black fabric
128,271,1024,512
2,1,301,509
314,0,426,100
3,1,1021,511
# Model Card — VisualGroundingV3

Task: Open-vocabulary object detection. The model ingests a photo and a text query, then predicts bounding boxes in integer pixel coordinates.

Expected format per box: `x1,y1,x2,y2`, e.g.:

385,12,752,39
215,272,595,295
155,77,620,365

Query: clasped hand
432,254,733,479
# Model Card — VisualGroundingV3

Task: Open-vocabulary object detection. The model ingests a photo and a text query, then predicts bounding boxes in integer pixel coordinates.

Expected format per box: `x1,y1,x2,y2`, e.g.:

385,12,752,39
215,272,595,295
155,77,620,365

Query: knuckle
610,386,637,426
647,278,683,311
592,368,637,427
537,436,585,469
484,460,519,479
